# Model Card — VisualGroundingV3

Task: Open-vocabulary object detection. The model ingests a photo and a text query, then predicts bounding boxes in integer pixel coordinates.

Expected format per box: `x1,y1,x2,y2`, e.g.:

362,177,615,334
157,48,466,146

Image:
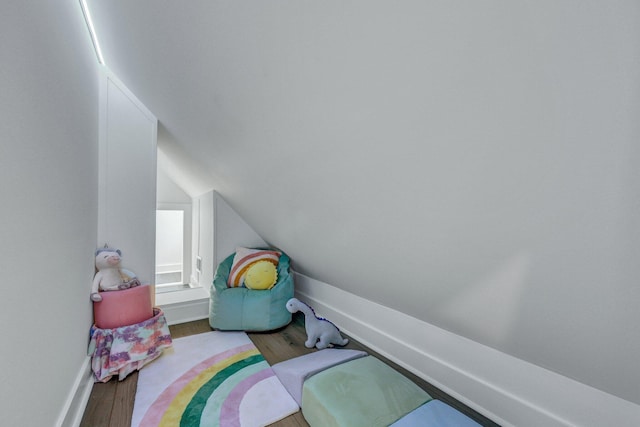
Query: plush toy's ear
97,244,109,256
116,249,122,256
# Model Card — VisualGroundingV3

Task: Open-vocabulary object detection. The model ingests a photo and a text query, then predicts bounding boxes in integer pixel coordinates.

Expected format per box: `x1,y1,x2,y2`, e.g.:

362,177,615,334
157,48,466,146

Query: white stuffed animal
286,298,348,350
90,247,140,302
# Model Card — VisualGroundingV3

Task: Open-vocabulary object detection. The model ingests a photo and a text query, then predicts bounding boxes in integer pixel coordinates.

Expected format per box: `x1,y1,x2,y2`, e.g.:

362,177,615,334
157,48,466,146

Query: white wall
98,70,157,285
0,2,100,426
157,166,191,204
213,191,267,268
85,0,640,410
193,1,640,404
205,1,640,403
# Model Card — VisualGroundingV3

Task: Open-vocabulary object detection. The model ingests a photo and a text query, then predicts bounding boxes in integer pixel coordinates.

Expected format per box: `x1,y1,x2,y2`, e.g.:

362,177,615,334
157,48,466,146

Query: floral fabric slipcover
88,308,172,382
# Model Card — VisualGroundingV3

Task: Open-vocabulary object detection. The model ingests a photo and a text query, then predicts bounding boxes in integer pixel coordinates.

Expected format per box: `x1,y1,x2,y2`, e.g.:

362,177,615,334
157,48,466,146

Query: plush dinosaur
90,247,141,302
286,298,348,350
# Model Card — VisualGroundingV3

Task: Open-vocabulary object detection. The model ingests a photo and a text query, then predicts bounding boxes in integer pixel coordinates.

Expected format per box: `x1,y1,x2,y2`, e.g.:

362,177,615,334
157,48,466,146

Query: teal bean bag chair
209,250,294,331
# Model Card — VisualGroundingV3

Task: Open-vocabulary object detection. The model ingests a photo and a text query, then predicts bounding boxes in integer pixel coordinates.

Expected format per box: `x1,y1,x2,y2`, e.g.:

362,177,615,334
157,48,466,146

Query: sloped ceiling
87,1,640,404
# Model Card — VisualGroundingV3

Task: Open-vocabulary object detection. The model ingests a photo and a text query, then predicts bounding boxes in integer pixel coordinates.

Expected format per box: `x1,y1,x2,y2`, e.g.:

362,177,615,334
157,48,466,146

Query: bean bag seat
209,249,294,331
301,356,431,427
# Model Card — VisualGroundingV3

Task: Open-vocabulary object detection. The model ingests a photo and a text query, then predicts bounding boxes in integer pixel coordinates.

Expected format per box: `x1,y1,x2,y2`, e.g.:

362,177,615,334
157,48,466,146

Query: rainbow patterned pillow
227,247,281,288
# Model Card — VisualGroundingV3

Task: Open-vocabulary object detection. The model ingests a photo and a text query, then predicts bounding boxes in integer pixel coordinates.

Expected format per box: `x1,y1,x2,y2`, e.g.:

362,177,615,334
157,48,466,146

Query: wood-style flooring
80,313,499,426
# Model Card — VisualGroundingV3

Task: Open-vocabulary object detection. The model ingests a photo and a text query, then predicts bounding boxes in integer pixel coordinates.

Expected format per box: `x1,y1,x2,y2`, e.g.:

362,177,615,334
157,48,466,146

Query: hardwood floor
80,314,499,426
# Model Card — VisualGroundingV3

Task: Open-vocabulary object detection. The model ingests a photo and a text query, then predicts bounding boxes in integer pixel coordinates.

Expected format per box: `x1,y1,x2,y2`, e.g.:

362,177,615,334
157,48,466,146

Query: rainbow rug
131,331,299,427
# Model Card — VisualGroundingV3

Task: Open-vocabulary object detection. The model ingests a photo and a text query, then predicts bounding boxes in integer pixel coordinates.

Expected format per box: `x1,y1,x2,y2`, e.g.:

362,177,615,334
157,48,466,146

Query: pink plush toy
90,247,141,302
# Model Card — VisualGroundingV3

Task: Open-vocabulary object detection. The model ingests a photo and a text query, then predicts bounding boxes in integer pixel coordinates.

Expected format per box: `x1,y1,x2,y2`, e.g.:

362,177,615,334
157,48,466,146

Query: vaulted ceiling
86,1,640,405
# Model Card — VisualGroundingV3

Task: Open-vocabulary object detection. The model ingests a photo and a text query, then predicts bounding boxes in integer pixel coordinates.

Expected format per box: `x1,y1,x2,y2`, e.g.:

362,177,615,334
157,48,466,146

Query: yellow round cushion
244,260,278,290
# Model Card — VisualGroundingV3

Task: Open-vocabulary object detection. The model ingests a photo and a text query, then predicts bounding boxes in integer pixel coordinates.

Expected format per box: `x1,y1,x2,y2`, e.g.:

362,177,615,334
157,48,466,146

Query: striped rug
132,331,299,427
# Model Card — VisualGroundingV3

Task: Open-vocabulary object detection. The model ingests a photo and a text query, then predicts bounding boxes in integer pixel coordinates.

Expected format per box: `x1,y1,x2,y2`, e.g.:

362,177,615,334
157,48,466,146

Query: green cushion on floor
301,356,432,427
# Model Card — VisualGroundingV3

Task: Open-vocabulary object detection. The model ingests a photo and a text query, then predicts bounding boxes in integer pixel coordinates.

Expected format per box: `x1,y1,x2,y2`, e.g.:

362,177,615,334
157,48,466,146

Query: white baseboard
54,293,210,427
294,272,640,427
56,357,94,427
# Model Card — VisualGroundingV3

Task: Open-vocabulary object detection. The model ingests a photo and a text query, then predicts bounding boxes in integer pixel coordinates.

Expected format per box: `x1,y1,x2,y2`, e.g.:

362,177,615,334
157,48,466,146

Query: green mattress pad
301,355,432,427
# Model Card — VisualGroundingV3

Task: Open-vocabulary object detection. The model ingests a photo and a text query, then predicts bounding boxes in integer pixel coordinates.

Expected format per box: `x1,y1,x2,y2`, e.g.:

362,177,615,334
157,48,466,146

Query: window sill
155,285,209,306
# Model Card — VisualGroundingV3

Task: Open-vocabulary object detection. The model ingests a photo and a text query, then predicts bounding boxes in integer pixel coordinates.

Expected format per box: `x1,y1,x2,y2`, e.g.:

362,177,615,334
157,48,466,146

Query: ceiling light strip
80,0,105,65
